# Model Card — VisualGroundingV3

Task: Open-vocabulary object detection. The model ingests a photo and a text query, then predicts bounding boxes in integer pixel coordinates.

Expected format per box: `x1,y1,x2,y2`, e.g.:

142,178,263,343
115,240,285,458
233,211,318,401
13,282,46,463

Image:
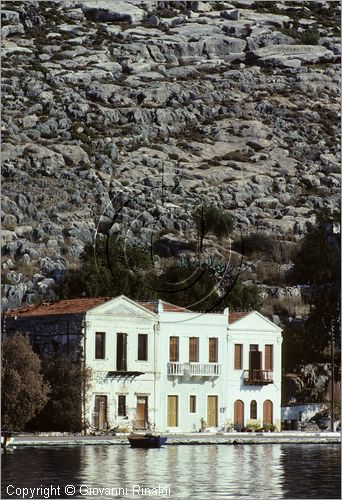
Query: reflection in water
2,444,341,499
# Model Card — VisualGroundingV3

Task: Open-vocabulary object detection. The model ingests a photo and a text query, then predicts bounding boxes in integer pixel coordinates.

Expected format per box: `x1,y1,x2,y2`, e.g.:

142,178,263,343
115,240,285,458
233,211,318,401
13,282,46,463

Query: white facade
83,296,282,432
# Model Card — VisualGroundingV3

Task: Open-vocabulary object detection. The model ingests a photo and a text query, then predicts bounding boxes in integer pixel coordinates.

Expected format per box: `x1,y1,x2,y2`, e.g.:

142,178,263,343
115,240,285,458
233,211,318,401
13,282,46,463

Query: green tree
288,210,340,361
57,237,155,300
1,333,50,431
193,205,234,239
28,356,92,432
155,264,261,313
57,236,260,313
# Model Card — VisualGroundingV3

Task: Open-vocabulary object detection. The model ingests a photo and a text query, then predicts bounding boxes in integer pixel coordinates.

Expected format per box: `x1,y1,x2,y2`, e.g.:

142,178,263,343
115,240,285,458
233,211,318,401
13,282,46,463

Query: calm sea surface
2,444,341,499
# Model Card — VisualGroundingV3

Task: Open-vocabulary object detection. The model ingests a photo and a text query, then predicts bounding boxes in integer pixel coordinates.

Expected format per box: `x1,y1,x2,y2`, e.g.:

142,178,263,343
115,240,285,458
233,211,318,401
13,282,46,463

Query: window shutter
209,338,217,363
169,337,179,362
265,345,273,371
234,344,242,369
189,337,198,362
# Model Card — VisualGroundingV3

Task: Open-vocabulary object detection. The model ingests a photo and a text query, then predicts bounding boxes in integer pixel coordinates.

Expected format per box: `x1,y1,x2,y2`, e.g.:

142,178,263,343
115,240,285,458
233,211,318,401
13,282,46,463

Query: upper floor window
209,337,218,363
234,344,243,369
189,337,199,362
265,345,273,371
138,334,148,361
117,332,127,371
169,336,179,362
95,332,105,359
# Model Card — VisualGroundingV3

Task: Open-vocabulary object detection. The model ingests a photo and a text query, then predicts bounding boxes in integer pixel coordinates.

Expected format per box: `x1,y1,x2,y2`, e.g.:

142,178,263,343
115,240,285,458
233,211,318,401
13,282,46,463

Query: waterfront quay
12,432,341,447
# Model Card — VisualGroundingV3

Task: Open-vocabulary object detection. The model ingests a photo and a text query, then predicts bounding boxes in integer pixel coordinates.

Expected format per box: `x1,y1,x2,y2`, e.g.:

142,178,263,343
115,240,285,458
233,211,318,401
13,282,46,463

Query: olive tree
1,333,50,431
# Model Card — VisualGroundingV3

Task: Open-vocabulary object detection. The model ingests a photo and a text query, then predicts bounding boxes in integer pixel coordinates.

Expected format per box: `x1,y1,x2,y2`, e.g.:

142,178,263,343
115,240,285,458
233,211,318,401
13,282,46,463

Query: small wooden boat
1,431,14,449
128,433,167,448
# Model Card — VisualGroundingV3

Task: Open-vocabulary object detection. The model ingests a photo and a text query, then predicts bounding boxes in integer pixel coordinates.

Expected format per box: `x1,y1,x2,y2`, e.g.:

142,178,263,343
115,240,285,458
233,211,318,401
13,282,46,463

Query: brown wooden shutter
169,336,179,362
209,338,218,363
189,337,198,362
265,345,273,371
234,344,242,369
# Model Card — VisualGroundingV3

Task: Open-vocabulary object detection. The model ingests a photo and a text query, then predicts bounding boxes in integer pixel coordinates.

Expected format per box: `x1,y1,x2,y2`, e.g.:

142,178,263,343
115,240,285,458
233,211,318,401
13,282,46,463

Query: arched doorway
263,400,273,426
250,400,257,419
234,400,244,428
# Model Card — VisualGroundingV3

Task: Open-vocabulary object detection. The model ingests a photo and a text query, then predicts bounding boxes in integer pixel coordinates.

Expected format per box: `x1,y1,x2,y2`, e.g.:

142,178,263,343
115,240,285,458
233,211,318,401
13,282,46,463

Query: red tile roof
5,297,111,318
139,300,192,313
5,296,245,320
228,311,250,324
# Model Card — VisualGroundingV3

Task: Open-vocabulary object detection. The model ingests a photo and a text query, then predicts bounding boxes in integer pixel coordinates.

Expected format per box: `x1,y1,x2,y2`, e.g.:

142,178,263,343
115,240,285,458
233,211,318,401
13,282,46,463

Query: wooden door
135,397,148,429
207,396,218,427
94,395,107,430
234,400,244,427
167,396,178,427
263,400,273,426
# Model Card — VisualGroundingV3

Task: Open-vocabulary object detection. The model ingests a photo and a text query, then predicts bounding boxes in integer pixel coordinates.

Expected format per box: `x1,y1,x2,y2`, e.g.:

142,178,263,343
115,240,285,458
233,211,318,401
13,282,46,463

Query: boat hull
1,434,14,449
128,435,167,448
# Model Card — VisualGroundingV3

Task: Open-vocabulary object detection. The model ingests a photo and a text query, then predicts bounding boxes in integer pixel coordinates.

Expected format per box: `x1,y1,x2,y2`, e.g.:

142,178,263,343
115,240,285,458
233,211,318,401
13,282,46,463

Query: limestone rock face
1,0,340,309
80,0,147,23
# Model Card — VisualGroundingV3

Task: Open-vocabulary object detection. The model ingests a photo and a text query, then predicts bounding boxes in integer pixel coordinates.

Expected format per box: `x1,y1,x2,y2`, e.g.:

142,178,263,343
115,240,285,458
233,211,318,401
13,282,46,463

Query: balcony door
167,395,178,427
249,344,262,380
94,395,107,430
207,396,218,427
135,396,148,429
234,399,244,427
263,400,273,426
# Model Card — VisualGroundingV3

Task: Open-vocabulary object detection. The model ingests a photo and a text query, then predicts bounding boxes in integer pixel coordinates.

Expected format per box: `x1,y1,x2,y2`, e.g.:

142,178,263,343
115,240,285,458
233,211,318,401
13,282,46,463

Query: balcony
167,362,221,378
243,369,273,385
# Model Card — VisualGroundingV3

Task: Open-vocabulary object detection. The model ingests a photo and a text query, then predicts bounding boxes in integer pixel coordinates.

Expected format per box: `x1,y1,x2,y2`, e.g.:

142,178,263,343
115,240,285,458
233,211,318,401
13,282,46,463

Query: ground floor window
250,400,257,419
118,395,126,417
189,395,197,414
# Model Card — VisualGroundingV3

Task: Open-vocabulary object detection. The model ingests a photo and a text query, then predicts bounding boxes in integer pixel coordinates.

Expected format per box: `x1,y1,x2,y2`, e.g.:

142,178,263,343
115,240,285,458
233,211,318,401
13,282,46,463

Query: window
138,334,148,361
189,337,199,362
189,395,197,414
234,344,243,369
265,345,273,371
118,395,126,417
250,400,257,419
95,332,105,359
249,344,262,372
116,333,127,371
209,337,218,363
169,336,179,362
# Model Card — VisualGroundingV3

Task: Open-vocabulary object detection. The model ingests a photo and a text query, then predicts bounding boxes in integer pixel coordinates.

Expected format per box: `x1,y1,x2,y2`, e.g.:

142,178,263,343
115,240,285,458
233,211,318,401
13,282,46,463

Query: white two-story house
4,295,282,432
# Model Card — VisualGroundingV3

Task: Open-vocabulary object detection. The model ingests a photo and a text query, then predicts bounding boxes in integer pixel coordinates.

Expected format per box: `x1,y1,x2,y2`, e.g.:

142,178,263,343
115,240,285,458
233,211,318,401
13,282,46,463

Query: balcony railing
167,362,184,376
167,362,221,377
243,369,273,385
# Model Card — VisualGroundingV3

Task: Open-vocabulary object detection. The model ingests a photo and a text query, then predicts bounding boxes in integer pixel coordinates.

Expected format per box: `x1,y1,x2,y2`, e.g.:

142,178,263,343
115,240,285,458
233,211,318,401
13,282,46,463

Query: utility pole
330,323,335,432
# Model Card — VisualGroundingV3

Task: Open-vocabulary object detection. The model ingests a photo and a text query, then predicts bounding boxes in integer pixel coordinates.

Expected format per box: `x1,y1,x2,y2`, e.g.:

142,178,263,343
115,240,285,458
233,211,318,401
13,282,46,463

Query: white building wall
82,298,282,433
84,302,160,431
158,310,228,432
226,313,283,430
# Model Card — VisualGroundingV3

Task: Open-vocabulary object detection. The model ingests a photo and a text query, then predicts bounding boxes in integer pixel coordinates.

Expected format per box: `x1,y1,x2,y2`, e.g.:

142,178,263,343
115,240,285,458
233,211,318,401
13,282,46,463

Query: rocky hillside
1,0,340,310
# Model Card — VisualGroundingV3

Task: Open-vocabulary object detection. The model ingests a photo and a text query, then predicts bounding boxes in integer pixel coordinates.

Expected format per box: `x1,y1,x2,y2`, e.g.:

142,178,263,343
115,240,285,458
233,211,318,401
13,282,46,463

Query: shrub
193,205,234,239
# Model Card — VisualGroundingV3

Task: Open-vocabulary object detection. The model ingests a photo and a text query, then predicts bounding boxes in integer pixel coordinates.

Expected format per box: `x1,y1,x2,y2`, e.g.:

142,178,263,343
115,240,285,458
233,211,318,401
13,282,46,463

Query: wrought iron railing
243,369,273,385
